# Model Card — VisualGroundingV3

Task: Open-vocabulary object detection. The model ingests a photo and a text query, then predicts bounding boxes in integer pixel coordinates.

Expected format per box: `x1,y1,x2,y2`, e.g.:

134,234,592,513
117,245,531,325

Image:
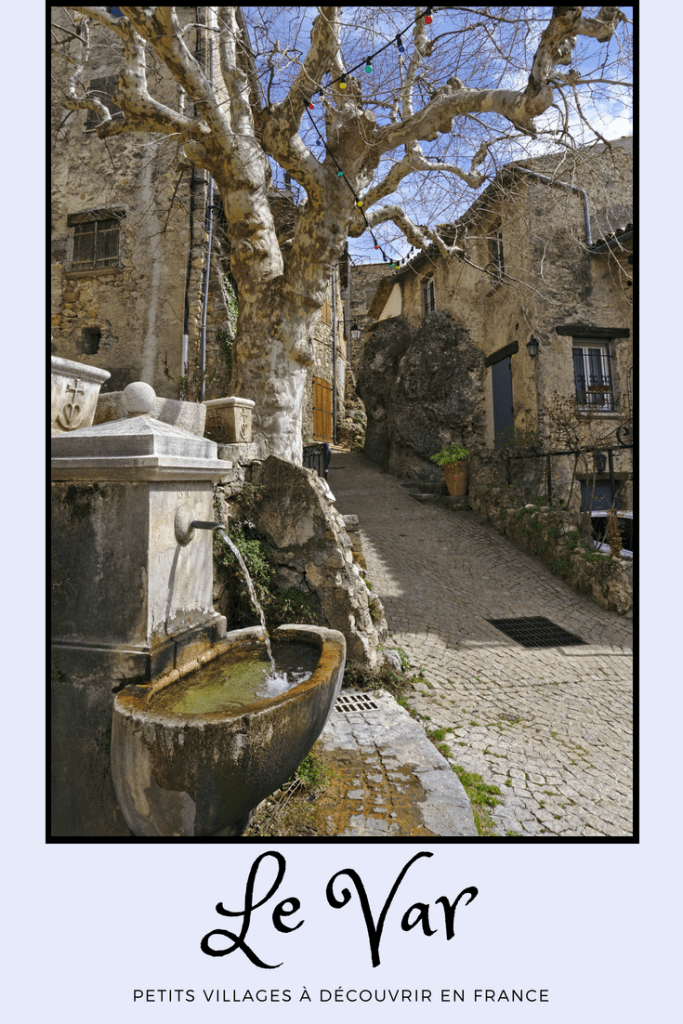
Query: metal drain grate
335,692,380,714
487,616,587,649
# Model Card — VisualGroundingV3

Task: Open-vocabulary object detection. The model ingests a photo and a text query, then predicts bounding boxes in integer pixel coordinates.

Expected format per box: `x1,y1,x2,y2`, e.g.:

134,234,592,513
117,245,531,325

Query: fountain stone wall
51,383,233,836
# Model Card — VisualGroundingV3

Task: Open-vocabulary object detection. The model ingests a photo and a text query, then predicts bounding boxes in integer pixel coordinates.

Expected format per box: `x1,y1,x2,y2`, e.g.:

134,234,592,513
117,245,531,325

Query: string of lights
113,4,435,269
303,7,435,269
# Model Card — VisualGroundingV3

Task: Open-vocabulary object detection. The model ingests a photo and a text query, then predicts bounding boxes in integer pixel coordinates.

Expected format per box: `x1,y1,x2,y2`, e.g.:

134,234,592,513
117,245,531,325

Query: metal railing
303,442,331,480
504,424,633,510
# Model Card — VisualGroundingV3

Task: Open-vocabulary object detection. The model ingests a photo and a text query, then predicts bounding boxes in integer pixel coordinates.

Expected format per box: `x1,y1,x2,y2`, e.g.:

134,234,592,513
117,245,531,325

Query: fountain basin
111,624,345,837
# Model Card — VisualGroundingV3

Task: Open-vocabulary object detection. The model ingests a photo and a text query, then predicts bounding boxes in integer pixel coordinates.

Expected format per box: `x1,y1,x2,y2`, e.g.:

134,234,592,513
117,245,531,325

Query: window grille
71,217,120,270
85,76,121,129
422,278,435,316
488,223,504,279
572,341,614,411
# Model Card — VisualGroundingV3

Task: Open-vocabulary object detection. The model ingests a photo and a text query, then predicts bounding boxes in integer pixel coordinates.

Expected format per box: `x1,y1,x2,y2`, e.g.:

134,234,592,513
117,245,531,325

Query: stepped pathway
328,452,633,838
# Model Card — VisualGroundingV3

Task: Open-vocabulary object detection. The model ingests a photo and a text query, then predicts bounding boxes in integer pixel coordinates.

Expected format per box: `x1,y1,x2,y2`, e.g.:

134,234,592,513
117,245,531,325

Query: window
85,76,121,129
77,327,101,355
422,278,435,316
572,341,614,411
487,222,504,280
67,209,123,271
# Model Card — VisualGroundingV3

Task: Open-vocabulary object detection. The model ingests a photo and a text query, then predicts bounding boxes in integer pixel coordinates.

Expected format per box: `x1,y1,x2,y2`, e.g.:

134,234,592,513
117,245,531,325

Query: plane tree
53,6,631,461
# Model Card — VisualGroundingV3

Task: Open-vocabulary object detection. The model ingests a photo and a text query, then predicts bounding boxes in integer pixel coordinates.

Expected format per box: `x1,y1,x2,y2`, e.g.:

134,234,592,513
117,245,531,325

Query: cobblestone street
329,452,633,838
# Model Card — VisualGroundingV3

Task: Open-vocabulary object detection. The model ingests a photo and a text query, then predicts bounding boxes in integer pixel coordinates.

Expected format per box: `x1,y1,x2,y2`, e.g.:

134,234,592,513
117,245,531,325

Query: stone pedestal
51,382,232,836
203,396,255,443
51,355,111,434
94,391,207,435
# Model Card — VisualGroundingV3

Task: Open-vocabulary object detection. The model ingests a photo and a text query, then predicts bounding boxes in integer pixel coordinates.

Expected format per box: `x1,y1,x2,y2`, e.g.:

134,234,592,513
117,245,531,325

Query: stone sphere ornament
122,381,156,417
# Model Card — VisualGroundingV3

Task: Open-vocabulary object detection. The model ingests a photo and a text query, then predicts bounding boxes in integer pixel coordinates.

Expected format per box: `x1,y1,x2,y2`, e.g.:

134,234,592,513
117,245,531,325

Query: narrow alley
329,451,633,838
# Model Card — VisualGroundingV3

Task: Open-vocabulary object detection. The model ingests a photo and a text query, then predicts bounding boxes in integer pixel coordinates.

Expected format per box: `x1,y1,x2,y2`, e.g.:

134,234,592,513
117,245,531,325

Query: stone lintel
555,325,630,338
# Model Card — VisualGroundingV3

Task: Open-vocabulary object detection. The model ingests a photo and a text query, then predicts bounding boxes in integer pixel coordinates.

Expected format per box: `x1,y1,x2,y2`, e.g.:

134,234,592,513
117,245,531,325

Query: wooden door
313,377,333,442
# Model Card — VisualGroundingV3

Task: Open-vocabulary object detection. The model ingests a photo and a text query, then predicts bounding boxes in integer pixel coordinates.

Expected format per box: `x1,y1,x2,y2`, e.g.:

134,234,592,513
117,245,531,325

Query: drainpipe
181,10,202,386
181,168,195,382
627,364,633,421
331,265,338,444
199,23,215,402
515,166,592,246
343,247,352,364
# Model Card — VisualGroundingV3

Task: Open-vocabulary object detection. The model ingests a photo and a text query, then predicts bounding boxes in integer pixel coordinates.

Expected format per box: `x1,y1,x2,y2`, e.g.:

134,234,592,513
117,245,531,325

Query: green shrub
214,525,318,631
430,443,470,466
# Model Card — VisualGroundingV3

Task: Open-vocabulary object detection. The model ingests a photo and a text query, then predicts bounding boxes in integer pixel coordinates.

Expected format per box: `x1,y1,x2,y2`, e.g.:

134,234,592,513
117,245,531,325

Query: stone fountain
51,373,345,837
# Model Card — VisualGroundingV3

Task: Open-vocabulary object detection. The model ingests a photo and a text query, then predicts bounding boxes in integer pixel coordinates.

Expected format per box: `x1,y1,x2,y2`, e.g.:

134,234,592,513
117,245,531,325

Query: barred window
487,222,504,280
67,209,124,271
572,341,614,411
85,76,121,129
422,278,435,316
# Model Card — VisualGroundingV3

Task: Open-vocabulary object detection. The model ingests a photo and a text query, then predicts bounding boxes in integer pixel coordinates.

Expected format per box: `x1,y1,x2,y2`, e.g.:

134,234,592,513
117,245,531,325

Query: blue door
492,355,514,447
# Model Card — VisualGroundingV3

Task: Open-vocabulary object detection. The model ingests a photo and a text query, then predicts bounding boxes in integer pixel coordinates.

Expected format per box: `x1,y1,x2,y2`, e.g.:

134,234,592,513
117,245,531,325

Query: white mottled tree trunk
57,5,629,463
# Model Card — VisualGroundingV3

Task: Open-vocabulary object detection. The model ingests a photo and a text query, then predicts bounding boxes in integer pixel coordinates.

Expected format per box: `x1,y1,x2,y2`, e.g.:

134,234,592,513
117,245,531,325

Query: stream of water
215,527,276,675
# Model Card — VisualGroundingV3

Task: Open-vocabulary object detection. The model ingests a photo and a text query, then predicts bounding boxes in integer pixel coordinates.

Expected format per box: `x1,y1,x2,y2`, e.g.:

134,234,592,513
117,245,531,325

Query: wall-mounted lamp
526,336,540,358
350,323,361,341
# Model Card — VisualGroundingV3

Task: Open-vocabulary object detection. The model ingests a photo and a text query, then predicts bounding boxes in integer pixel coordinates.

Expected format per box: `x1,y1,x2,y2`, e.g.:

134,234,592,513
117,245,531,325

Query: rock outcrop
226,456,386,669
357,311,486,482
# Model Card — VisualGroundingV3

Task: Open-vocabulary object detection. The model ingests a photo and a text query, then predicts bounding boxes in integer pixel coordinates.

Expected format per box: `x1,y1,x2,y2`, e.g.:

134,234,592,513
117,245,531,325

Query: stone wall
468,484,633,616
51,6,233,400
341,262,393,373
302,273,346,444
361,140,633,498
51,10,342,445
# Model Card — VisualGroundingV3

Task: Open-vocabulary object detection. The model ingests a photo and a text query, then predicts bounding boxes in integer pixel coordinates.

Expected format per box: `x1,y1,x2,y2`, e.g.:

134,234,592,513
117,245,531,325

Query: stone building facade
50,7,345,443
340,260,392,372
361,138,633,508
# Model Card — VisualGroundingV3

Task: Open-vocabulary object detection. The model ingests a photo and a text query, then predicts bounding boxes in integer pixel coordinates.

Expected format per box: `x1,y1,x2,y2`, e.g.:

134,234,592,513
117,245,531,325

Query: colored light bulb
424,8,433,24
337,170,344,177
339,75,347,89
364,58,372,73
396,34,405,53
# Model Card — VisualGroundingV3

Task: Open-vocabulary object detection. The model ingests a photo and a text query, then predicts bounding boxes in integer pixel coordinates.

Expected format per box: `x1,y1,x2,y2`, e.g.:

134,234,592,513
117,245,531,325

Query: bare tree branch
117,7,230,143
354,202,464,261
261,7,342,202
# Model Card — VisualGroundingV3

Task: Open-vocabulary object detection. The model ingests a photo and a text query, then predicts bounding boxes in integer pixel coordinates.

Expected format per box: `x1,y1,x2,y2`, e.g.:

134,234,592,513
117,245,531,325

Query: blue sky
240,6,633,266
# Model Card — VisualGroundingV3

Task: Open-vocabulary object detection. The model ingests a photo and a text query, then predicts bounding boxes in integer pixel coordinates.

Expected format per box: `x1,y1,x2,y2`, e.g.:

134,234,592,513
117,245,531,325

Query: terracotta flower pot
443,461,469,496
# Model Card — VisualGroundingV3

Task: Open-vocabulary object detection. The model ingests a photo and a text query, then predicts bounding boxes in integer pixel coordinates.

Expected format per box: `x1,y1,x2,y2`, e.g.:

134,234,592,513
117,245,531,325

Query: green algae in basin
152,641,320,715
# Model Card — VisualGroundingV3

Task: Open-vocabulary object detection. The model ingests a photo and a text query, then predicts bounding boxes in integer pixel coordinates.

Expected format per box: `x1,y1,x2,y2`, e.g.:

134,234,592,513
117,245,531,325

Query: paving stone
318,689,478,836
328,452,634,839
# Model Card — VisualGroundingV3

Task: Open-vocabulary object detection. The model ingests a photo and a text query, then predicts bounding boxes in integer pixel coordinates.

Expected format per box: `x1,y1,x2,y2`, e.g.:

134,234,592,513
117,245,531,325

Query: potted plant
430,443,470,496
